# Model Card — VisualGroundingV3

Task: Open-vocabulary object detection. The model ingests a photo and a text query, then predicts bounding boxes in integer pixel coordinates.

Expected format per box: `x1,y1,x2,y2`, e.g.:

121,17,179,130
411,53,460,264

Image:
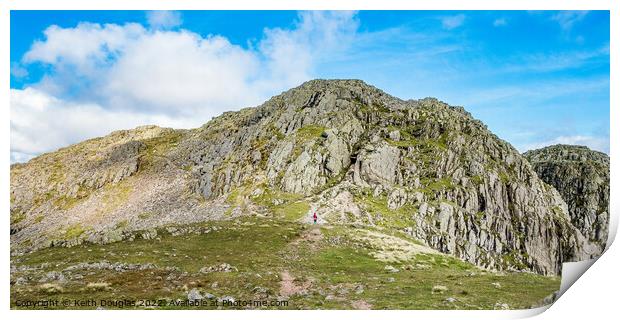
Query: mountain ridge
10,79,601,276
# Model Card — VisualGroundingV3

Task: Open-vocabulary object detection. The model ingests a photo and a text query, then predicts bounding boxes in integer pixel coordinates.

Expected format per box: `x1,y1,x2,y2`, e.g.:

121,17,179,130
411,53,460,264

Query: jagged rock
354,143,400,187
281,150,326,194
389,130,401,141
64,261,156,272
494,302,510,310
251,188,264,197
39,271,66,283
524,145,609,253
354,284,364,294
141,229,158,240
251,150,262,164
387,188,407,210
540,291,558,306
325,134,351,175
200,263,237,273
384,265,399,273
187,288,203,300
14,277,28,285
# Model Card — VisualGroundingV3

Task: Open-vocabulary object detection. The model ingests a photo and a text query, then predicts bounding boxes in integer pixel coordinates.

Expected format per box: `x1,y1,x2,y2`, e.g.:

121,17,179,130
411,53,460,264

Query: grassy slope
11,216,558,310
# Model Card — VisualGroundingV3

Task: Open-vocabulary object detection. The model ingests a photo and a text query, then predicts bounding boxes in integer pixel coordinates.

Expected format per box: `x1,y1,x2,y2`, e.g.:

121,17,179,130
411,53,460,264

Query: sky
10,10,610,163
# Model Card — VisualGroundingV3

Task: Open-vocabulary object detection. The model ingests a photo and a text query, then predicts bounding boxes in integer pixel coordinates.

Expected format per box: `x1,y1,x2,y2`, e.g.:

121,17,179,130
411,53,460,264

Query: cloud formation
11,87,194,163
441,14,466,30
10,11,609,163
551,11,588,30
146,10,182,30
12,11,359,162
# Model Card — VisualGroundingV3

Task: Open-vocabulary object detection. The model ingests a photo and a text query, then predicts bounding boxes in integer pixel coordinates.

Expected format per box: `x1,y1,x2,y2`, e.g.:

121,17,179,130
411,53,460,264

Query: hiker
313,212,317,224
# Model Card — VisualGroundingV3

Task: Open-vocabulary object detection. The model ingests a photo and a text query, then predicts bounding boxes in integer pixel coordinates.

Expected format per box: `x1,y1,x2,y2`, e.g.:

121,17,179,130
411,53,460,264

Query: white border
1,1,617,319
0,0,616,10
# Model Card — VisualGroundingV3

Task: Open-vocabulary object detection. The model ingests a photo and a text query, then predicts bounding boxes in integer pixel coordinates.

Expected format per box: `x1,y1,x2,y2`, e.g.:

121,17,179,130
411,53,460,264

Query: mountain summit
11,79,600,276
524,144,609,252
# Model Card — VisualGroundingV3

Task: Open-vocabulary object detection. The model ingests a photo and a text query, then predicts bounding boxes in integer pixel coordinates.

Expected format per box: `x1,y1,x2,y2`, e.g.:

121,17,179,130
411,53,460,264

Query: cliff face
10,79,597,275
524,145,610,253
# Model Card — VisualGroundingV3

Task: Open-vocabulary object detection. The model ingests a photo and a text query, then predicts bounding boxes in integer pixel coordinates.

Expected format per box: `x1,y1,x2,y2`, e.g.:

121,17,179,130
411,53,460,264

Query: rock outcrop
10,79,600,275
524,145,610,253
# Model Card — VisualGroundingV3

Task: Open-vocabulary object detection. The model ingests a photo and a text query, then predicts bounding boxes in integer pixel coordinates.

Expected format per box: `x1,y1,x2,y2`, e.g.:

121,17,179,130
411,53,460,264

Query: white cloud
441,14,466,30
23,22,145,78
258,11,358,91
520,135,609,154
493,18,507,27
146,11,182,30
10,87,202,163
551,11,589,30
103,30,262,115
12,11,360,163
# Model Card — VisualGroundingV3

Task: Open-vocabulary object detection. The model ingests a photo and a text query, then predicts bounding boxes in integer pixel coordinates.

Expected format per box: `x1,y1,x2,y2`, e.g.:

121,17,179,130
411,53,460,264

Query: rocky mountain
524,145,609,253
10,79,599,276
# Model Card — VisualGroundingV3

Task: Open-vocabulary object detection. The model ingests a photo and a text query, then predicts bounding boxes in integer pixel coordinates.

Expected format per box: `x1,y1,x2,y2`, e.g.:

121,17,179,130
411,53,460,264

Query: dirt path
279,270,312,298
278,226,324,298
302,226,323,243
351,300,372,310
290,225,323,249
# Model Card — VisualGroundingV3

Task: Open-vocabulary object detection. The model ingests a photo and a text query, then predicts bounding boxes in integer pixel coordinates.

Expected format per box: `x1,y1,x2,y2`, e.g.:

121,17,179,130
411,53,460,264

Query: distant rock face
10,79,597,275
524,145,609,252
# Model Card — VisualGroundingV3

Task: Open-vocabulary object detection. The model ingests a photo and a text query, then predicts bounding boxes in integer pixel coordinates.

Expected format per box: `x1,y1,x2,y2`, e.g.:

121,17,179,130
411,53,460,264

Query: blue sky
10,10,610,163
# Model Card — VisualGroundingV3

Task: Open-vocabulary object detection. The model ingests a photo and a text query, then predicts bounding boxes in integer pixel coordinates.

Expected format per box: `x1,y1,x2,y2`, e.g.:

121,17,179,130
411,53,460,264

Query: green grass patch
289,229,559,310
99,180,133,215
115,220,128,229
421,178,455,194
386,138,418,148
140,130,184,170
64,224,87,239
10,211,26,225
12,218,559,310
471,175,483,185
499,171,511,184
138,212,153,220
252,187,303,207
53,195,83,211
355,194,416,228
274,201,310,221
294,125,327,142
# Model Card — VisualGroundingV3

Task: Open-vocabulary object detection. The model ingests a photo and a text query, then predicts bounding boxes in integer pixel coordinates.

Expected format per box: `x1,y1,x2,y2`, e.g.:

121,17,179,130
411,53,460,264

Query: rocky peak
524,144,609,164
524,144,609,252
